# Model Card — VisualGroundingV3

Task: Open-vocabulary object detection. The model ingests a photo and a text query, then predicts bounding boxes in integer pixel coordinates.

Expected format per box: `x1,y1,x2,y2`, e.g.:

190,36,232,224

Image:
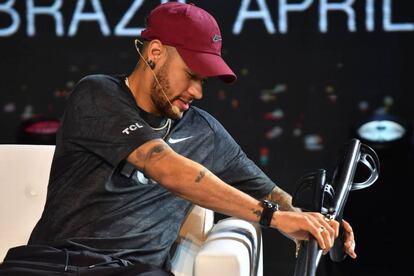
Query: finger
316,214,340,254
320,228,331,255
309,213,335,251
308,213,337,251
319,216,338,247
328,218,340,238
321,226,335,255
318,213,339,232
342,219,355,244
342,219,353,234
342,220,357,258
328,220,339,244
320,223,334,251
345,239,357,258
311,224,326,251
346,230,355,244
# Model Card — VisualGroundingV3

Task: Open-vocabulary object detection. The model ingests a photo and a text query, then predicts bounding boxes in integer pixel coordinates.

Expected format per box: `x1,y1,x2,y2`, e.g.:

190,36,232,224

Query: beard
150,60,182,120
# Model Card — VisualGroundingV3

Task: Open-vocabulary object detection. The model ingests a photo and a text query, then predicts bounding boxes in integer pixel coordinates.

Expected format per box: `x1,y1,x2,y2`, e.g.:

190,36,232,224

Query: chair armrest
194,218,263,276
171,205,214,276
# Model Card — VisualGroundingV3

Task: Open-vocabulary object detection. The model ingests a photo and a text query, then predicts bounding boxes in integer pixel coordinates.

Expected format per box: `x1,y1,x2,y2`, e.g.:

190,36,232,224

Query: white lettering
122,123,143,135
114,0,144,36
365,0,375,32
383,0,414,32
233,0,275,35
319,0,356,33
136,170,157,185
2,0,414,37
114,0,188,36
0,0,20,36
27,0,63,36
137,171,149,185
279,0,313,34
68,0,110,36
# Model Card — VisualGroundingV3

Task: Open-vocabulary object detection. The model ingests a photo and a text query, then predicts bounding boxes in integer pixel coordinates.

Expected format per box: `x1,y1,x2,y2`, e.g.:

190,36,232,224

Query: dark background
1,1,413,275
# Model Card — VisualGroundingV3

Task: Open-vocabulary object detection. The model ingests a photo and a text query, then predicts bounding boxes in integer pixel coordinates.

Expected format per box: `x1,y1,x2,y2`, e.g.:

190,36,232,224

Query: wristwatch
259,200,279,228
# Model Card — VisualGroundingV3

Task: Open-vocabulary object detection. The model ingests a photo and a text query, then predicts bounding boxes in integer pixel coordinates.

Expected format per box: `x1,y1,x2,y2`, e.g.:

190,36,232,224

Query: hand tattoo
265,186,298,212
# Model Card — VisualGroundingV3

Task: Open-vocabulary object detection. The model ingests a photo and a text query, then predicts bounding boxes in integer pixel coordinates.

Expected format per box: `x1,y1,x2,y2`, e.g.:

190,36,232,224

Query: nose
188,79,203,100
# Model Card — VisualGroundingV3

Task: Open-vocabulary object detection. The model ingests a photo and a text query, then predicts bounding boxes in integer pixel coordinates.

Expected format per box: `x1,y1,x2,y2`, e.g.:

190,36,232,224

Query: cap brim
176,48,237,83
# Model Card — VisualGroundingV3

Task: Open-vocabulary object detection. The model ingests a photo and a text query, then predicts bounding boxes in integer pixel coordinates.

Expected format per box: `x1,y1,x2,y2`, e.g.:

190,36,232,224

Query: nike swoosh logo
168,136,193,144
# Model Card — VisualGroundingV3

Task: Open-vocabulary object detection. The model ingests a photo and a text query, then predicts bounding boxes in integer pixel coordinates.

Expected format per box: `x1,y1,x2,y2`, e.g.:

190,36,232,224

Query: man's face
150,48,205,120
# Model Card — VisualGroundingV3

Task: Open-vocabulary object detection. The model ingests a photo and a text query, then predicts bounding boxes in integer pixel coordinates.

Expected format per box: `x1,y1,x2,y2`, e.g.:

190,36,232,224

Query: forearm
162,155,265,222
128,139,264,224
128,140,338,249
263,186,301,212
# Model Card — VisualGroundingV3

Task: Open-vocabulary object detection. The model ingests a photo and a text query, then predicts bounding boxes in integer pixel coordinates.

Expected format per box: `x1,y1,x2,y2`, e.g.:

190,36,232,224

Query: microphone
134,39,180,116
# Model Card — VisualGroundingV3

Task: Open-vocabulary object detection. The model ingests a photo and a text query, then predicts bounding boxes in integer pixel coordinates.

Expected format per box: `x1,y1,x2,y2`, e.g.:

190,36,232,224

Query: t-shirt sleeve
210,119,276,199
61,75,159,167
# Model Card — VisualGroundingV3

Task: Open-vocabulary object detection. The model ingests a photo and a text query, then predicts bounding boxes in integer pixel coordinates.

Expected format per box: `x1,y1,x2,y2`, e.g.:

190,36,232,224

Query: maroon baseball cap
141,2,236,83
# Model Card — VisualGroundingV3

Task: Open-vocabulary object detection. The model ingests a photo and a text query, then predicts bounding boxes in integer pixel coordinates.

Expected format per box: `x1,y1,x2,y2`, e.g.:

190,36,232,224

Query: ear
146,39,165,63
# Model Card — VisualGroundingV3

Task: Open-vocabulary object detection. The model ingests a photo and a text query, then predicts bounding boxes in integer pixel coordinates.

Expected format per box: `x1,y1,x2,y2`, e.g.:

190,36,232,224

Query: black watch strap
259,200,279,228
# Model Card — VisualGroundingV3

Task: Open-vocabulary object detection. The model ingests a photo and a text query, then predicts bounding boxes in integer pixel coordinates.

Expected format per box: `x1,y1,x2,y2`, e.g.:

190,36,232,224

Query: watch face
357,120,406,142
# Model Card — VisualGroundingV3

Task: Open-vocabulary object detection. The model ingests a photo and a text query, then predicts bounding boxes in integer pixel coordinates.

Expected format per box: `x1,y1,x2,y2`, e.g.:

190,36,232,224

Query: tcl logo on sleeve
122,122,143,135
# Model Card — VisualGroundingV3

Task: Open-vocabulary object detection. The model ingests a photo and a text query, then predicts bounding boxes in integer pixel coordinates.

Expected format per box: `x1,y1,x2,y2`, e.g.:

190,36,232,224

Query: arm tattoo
265,186,298,212
195,168,210,184
141,143,169,175
146,144,168,161
251,208,262,219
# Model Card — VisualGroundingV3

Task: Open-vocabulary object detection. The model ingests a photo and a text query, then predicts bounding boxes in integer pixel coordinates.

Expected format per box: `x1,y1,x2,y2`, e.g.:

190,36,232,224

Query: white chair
0,144,262,276
194,218,263,276
0,144,55,261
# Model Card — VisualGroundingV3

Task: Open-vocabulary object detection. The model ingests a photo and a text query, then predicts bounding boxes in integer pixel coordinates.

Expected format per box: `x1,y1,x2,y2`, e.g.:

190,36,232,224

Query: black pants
0,245,173,276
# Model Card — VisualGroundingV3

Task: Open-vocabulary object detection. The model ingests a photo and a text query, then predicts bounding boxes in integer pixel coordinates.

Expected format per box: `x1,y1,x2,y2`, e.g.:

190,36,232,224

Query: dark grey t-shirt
28,74,276,269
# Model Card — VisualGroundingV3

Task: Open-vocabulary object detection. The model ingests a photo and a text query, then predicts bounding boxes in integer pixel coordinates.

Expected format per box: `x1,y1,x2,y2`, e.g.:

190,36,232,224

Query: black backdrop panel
1,1,413,275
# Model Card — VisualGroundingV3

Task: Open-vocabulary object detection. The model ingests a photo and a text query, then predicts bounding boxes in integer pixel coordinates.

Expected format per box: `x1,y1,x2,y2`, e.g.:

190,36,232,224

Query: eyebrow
186,69,207,81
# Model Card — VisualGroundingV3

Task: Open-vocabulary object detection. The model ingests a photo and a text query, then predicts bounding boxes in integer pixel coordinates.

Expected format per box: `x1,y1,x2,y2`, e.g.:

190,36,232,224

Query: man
0,2,356,275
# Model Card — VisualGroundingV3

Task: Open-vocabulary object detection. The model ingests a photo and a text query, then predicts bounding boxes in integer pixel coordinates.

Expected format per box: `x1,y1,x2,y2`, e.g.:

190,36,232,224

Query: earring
147,59,156,70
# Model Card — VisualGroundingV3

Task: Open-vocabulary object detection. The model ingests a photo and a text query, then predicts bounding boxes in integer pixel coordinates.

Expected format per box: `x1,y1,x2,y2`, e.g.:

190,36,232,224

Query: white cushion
171,205,214,276
0,144,55,261
194,218,263,276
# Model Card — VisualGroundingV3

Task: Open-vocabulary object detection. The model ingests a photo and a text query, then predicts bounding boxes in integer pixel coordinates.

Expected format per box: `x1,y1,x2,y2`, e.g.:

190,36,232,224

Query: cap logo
212,34,222,43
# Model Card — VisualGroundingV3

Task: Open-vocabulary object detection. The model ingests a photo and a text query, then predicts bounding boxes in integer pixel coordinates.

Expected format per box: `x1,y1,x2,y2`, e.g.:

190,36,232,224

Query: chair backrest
0,144,214,268
0,144,55,261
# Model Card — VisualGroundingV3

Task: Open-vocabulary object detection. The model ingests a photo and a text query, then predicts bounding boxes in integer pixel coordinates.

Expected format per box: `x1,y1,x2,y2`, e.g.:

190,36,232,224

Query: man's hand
272,211,340,254
264,186,357,258
342,219,357,258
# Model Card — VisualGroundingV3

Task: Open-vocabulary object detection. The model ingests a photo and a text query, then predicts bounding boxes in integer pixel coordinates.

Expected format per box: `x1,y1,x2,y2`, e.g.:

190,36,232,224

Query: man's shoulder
77,74,122,88
64,74,129,113
189,106,216,123
188,106,224,132
70,74,124,99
